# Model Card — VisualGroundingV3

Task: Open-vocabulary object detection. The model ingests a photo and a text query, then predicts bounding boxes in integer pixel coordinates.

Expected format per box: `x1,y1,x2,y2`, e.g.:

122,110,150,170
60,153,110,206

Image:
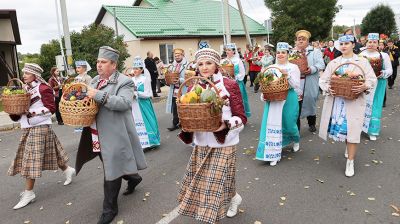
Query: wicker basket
330,62,366,100
62,76,76,90
259,66,289,101
289,55,308,75
359,48,382,77
59,83,98,127
1,78,31,115
177,76,222,132
165,64,179,85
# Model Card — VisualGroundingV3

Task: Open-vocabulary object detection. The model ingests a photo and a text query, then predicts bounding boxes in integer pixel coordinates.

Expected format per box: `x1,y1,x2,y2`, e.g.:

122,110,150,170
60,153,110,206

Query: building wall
102,12,138,42
0,44,17,86
0,19,15,42
123,36,267,67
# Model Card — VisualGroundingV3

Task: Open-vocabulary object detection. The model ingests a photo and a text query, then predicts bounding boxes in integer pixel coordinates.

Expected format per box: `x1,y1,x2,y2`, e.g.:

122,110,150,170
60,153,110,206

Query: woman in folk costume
130,56,161,149
74,60,92,85
224,43,251,117
166,48,188,131
74,60,93,132
8,63,75,210
258,47,275,69
319,35,377,177
177,48,247,223
359,33,392,141
256,42,302,166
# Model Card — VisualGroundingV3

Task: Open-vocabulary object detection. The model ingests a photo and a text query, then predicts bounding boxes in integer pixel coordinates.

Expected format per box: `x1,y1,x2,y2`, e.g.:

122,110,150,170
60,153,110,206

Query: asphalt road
0,82,399,224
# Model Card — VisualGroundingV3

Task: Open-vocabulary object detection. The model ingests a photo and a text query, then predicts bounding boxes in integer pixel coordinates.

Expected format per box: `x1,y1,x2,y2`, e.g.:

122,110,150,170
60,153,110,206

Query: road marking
155,206,180,224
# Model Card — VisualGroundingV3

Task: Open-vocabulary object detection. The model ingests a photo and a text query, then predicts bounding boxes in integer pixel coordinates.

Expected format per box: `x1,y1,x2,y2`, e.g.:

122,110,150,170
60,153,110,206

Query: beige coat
319,55,377,143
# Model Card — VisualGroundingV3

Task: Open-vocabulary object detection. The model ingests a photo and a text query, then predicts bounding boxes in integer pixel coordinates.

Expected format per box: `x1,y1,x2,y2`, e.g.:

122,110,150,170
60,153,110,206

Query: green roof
97,0,269,38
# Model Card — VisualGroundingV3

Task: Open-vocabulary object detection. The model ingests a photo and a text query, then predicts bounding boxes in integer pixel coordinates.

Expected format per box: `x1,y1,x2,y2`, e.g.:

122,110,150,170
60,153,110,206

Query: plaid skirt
178,145,237,224
8,125,69,179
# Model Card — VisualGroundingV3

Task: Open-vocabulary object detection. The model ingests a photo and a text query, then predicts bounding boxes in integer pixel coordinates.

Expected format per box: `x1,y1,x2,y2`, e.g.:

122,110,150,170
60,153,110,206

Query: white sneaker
227,193,242,218
344,147,348,159
345,159,355,177
369,135,377,141
13,190,35,210
293,143,300,152
63,166,76,186
270,161,278,166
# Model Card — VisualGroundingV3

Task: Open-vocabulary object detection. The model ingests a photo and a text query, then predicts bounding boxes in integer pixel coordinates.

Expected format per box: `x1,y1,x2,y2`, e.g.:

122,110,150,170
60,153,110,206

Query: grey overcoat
75,72,147,181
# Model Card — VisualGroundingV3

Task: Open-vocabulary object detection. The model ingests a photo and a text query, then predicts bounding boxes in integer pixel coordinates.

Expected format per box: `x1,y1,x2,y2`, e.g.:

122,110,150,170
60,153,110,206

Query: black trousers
243,74,248,85
249,71,258,86
172,96,179,126
388,65,398,88
151,75,157,96
54,97,63,123
297,100,316,130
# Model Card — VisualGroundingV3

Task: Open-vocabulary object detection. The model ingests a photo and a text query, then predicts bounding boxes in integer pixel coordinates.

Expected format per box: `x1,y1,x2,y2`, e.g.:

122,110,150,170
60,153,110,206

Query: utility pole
236,0,252,47
60,0,73,75
113,7,119,37
221,0,226,45
55,0,67,77
223,0,231,44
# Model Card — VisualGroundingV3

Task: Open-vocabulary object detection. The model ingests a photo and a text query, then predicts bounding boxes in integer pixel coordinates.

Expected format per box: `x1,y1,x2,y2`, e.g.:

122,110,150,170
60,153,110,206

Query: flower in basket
257,68,283,86
288,50,302,61
333,70,364,80
220,59,233,66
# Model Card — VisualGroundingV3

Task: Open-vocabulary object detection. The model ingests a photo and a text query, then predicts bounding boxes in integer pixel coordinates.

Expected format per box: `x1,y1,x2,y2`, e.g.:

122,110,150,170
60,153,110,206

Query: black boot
308,125,317,132
97,213,117,224
122,174,142,196
98,177,121,224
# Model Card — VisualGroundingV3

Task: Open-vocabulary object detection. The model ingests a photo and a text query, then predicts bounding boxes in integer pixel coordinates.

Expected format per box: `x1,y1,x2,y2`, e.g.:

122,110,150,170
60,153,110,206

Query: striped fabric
178,145,237,224
8,125,69,179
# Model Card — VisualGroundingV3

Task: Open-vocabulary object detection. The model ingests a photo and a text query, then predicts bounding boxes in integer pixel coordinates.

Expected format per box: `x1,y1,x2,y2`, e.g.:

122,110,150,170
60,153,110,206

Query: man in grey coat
75,46,147,224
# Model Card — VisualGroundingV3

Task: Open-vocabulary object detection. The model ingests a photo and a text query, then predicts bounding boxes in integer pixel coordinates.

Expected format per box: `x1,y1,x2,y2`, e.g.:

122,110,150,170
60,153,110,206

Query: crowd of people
5,26,400,224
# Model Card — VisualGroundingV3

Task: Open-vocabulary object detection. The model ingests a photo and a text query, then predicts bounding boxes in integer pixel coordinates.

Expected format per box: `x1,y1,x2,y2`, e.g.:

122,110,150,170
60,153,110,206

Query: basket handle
332,62,366,77
62,82,90,98
177,76,221,100
6,78,24,87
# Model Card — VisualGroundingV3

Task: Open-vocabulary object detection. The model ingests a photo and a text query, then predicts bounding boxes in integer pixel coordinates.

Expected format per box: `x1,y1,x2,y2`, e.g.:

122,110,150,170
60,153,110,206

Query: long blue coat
76,72,147,181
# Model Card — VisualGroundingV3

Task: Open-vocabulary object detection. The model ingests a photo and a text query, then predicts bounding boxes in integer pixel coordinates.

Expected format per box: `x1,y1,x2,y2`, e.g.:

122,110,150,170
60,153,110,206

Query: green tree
39,23,129,80
361,4,397,36
265,0,341,44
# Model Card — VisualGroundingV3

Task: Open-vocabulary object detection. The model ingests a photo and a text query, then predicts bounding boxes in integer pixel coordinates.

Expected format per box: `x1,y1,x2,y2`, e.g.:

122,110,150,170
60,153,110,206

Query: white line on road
155,206,180,224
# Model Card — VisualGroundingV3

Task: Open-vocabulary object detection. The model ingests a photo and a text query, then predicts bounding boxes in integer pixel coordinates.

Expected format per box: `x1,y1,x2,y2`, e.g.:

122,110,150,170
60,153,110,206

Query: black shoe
250,84,254,87
123,175,142,196
157,90,161,93
383,103,386,108
153,94,160,97
167,125,179,131
308,125,317,132
388,86,393,89
97,212,117,224
58,122,64,125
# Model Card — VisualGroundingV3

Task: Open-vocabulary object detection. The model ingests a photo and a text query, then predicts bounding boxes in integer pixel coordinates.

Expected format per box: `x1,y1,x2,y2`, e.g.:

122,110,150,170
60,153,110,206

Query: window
159,44,174,64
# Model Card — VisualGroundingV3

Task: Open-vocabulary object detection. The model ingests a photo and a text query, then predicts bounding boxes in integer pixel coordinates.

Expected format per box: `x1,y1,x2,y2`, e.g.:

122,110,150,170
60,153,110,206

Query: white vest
20,82,53,129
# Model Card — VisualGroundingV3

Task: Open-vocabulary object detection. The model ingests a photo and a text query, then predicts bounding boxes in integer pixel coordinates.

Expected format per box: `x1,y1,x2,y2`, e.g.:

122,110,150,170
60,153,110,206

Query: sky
1,0,400,54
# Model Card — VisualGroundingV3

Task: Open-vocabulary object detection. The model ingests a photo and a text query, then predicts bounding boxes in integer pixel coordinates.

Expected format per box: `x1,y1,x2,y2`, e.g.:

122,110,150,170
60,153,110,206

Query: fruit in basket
334,70,364,80
195,86,203,95
64,89,88,101
180,91,199,104
2,87,27,95
200,88,217,103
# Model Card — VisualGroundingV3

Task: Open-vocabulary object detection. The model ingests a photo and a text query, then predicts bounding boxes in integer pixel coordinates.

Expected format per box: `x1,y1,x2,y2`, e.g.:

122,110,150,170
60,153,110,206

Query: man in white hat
294,30,325,133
